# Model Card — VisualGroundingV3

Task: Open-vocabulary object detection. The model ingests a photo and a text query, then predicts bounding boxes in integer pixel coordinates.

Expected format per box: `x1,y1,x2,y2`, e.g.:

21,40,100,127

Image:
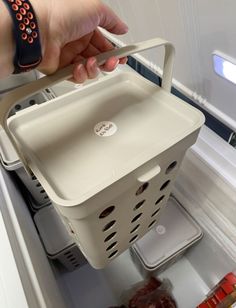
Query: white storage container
0,38,205,269
131,196,203,277
34,205,87,271
0,92,52,206
0,83,78,207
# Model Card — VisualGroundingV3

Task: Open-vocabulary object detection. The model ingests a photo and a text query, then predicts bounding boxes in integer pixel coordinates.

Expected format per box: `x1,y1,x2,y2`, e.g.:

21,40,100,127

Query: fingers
98,3,128,35
87,57,100,79
73,57,100,83
82,29,128,67
73,63,88,83
100,56,119,72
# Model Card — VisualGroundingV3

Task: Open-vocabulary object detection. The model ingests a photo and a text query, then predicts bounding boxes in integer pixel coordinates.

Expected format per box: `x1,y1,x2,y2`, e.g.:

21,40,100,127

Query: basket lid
8,72,205,206
132,197,203,270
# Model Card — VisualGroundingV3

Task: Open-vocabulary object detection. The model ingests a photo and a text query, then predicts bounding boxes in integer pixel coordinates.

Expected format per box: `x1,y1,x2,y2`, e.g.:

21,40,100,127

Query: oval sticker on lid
94,121,117,137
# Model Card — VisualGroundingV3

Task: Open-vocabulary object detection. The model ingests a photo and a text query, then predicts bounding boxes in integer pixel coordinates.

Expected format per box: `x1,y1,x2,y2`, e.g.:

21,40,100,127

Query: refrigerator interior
0,67,236,308
0,146,235,308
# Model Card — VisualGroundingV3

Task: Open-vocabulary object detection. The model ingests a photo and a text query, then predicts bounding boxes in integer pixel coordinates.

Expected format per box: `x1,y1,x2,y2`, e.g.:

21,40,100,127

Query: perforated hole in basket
136,182,149,195
151,208,160,217
165,161,177,174
29,99,36,106
133,200,145,211
104,232,116,242
129,235,139,243
106,241,117,251
160,180,170,191
108,250,118,259
99,206,115,219
131,213,143,223
64,251,72,256
130,224,140,234
102,220,116,232
148,220,157,229
15,104,22,111
155,195,165,205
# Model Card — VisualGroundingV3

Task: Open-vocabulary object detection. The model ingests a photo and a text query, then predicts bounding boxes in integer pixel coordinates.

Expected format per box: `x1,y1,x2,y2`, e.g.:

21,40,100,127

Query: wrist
29,0,50,58
0,1,14,76
0,0,50,77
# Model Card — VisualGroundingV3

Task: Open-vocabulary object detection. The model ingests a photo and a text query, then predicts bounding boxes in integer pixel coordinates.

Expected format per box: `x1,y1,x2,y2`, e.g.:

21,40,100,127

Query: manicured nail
114,58,119,68
91,58,100,75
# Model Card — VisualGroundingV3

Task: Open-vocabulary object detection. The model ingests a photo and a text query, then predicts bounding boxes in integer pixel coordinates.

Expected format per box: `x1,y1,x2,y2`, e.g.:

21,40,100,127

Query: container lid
8,72,205,206
132,197,203,270
0,81,82,170
34,205,75,256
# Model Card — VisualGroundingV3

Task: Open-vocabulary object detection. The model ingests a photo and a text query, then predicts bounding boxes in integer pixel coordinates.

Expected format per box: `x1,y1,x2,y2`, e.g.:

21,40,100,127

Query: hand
34,0,128,82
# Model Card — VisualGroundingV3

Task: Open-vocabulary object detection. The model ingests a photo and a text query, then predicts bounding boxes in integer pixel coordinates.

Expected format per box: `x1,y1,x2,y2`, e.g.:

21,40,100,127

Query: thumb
98,3,128,35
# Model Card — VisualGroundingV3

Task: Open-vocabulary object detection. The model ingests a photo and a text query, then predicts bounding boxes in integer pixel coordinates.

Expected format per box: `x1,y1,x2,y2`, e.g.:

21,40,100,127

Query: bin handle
0,37,175,173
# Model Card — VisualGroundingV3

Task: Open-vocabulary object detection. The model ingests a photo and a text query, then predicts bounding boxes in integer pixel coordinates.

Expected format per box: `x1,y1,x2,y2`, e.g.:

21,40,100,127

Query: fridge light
213,51,236,85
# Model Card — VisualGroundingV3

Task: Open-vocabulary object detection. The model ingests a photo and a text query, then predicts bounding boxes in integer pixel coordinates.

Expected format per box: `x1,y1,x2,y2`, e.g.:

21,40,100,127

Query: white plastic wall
104,0,236,129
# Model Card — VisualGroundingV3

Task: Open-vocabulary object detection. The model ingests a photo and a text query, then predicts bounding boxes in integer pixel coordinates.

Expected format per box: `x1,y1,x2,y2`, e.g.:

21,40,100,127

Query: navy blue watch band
2,0,42,74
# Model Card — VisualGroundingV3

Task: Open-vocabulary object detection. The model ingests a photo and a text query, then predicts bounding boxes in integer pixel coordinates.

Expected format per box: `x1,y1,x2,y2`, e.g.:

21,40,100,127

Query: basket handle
0,38,174,173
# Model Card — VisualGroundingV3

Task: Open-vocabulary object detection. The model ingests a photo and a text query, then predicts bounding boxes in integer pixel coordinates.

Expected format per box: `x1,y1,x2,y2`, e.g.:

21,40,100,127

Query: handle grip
0,37,175,173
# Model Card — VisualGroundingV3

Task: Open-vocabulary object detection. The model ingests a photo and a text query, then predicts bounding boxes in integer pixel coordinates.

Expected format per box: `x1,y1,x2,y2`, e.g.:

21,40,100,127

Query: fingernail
76,63,87,81
114,58,119,68
91,59,100,75
123,24,129,32
77,63,84,72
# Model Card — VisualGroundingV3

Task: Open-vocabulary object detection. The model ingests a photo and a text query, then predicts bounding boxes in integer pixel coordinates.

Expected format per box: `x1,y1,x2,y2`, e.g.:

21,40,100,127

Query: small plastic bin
0,82,80,207
0,38,205,269
0,91,53,206
130,196,203,277
34,205,87,271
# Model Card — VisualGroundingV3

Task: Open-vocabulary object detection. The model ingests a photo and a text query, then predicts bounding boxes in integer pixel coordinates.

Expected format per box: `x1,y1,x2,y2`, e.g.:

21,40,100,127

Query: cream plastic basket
0,38,205,269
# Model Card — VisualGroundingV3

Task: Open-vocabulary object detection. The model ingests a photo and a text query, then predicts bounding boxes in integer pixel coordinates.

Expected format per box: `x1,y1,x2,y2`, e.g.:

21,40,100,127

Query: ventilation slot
155,195,165,205
104,232,116,242
151,208,160,217
130,224,140,234
15,104,21,111
148,220,157,228
160,180,170,191
29,99,36,106
108,250,118,259
131,213,143,223
136,182,149,195
106,242,117,251
99,206,115,219
103,220,116,232
133,200,145,211
166,161,177,174
129,235,138,243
